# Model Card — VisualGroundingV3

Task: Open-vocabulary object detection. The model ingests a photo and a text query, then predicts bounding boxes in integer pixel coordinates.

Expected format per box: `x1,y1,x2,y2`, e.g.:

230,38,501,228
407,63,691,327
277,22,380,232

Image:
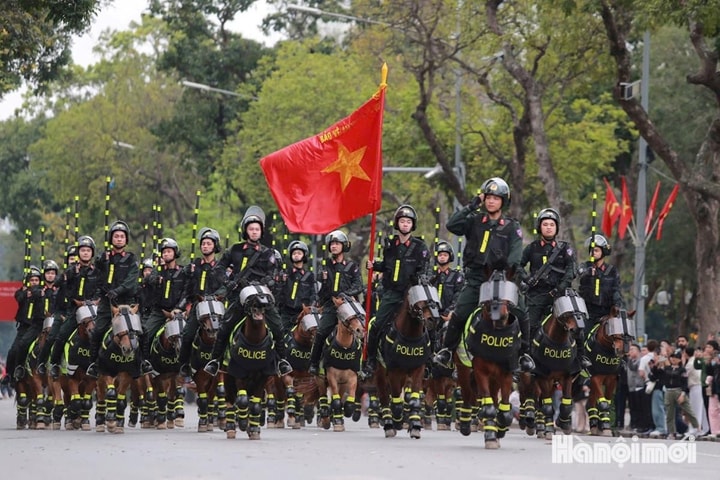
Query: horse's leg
105,376,120,432
80,378,94,431
215,373,227,430
454,358,475,436
316,376,331,430
517,372,535,435
496,374,514,440
388,373,407,435
172,375,185,427
144,374,158,428
343,374,360,421
265,377,279,428
586,375,602,435
599,377,616,436
474,364,499,449
247,383,265,440
326,371,344,432
113,375,131,434
434,377,454,431
224,377,238,439
95,377,107,433
555,376,574,435
406,367,425,439
194,372,210,432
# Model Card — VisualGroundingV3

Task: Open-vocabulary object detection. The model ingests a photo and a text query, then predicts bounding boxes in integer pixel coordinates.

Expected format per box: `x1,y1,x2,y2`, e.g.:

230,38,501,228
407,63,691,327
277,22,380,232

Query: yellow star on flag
321,143,370,191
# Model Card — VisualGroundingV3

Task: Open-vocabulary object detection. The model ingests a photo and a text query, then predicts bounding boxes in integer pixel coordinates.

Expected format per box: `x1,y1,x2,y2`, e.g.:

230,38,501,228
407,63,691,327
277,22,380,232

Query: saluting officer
362,205,431,378
308,230,363,376
433,178,534,372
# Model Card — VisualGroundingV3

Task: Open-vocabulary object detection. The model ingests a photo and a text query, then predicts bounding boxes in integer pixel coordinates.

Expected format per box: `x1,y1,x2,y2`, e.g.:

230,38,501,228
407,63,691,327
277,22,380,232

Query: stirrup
37,363,47,376
13,365,27,381
433,348,453,369
49,364,61,379
86,362,99,379
204,359,220,376
141,360,154,375
360,360,376,381
518,353,536,372
179,363,192,377
580,355,592,368
308,364,319,376
278,359,293,376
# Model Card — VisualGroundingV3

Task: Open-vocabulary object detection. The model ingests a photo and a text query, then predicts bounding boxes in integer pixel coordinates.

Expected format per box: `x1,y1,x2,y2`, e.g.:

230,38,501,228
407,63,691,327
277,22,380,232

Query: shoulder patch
516,228,523,239
566,247,574,257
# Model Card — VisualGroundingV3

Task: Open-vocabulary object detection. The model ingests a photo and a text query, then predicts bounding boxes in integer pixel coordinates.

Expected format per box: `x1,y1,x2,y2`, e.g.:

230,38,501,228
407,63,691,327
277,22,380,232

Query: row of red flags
602,177,679,240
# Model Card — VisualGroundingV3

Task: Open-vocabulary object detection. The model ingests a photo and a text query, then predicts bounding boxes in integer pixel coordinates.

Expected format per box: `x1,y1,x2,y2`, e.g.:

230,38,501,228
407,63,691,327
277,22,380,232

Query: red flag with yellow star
260,83,385,234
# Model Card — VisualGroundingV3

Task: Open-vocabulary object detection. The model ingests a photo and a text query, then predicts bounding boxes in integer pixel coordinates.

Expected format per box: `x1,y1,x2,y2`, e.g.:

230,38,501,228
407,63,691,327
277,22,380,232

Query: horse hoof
82,423,91,431
333,424,345,432
174,418,184,428
321,419,331,430
198,424,208,433
53,422,62,430
167,422,174,430
410,428,421,439
524,427,535,436
485,440,500,449
248,432,261,440
96,425,105,433
113,427,124,434
226,430,236,439
36,423,46,430
601,429,613,437
544,432,553,441
385,428,397,438
157,423,167,430
590,427,599,436
437,424,449,431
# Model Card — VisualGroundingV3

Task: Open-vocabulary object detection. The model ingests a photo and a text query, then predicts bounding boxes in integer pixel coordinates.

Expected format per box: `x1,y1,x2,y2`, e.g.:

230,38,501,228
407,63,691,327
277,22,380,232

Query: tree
0,0,100,99
596,0,720,340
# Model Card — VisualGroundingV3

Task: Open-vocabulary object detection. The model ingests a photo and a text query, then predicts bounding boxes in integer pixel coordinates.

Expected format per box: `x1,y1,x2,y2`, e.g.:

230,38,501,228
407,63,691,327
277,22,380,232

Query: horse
148,308,185,429
95,304,143,434
223,285,278,440
190,296,225,432
374,281,439,439
454,270,520,449
424,319,457,431
585,306,635,436
265,304,320,429
15,314,61,430
316,298,365,432
523,289,587,439
60,302,98,431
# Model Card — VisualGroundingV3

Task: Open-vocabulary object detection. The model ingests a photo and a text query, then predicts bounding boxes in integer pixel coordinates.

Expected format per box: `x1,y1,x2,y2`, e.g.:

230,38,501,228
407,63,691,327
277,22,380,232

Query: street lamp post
180,80,257,99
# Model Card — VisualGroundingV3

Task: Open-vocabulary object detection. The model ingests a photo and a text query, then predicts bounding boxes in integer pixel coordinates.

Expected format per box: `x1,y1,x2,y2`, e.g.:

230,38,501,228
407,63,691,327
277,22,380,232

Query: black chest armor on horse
382,327,431,370
149,330,180,374
285,332,312,371
226,321,276,377
190,331,215,371
531,324,577,373
65,329,93,374
466,310,520,363
323,329,362,371
463,215,514,273
98,330,141,378
585,325,621,375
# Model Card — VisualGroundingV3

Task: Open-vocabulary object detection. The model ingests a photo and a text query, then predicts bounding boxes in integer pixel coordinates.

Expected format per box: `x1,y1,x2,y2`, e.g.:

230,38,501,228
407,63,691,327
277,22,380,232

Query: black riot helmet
325,230,350,252
77,235,96,254
26,265,42,282
288,240,309,263
480,177,511,207
241,206,265,240
536,208,560,233
158,237,181,259
109,220,130,241
436,241,455,263
43,260,59,273
394,204,418,232
199,227,221,254
584,234,611,257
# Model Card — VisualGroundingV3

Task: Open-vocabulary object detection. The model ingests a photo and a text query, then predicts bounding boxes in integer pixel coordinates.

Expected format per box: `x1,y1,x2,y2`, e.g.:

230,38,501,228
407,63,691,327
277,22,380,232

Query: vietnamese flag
260,81,385,234
618,176,633,239
645,181,661,236
602,178,621,238
656,184,680,240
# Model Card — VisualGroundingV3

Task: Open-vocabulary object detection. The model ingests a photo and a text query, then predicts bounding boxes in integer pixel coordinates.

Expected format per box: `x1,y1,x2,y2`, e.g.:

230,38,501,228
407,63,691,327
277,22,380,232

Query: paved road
1,394,718,479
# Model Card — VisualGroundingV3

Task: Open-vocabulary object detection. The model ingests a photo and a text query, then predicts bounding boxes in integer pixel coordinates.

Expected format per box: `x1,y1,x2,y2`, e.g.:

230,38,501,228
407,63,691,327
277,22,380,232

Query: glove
519,281,529,294
106,289,119,302
549,288,559,298
469,195,483,210
225,280,238,292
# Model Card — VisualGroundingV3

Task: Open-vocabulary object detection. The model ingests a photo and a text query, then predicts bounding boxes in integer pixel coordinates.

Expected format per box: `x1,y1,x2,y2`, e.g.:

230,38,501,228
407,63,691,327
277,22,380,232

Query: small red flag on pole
602,178,621,238
656,184,680,240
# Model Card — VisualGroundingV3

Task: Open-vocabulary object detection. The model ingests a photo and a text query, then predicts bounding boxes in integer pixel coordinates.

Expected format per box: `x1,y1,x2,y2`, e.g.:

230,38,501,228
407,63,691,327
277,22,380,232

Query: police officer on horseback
204,206,293,377
308,230,363,376
577,234,624,328
86,220,141,378
362,204,431,379
277,240,317,331
177,227,225,376
44,235,102,378
433,177,534,372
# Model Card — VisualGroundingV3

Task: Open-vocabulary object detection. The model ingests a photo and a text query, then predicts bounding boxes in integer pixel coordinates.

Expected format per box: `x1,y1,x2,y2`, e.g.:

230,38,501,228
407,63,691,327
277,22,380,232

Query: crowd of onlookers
612,334,720,439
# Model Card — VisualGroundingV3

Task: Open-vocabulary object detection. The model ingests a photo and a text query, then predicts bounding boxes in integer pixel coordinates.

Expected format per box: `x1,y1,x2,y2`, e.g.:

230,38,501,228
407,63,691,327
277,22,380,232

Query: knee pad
343,397,356,418
497,403,513,428
598,398,610,411
249,398,262,417
82,398,94,412
435,397,448,414
331,395,342,412
70,398,83,414
266,394,277,411
235,392,249,410
17,394,30,408
105,387,117,402
117,397,127,416
481,402,497,420
559,399,573,420
368,395,380,411
215,383,226,398
541,401,554,419
197,396,209,412
391,398,404,420
407,392,421,411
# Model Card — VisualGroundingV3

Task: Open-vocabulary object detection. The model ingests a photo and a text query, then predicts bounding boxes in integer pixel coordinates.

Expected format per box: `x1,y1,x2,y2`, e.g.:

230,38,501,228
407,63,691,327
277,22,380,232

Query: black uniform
277,265,317,331
577,261,624,328
5,283,45,378
431,267,464,318
309,257,363,369
365,235,431,365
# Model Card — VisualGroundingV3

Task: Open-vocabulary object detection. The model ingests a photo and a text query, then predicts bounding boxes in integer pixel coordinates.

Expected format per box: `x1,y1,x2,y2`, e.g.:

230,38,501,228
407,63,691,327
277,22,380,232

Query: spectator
651,348,699,439
686,346,710,436
572,375,590,434
627,343,652,433
705,340,720,436
614,354,629,430
639,339,666,437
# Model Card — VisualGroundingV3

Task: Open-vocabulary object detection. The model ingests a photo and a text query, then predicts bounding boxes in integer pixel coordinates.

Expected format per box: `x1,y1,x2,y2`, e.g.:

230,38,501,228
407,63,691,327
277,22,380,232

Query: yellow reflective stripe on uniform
479,231,490,253
240,257,248,272
45,298,49,313
108,264,115,284
164,280,171,299
333,272,340,292
291,281,298,300
542,255,547,264
438,284,444,301
79,277,85,296
594,278,600,297
200,271,206,292
27,303,34,319
393,259,400,282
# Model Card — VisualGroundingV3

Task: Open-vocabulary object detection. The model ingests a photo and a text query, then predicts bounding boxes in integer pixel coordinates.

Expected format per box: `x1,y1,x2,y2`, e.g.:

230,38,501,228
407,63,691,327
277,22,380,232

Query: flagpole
363,210,378,360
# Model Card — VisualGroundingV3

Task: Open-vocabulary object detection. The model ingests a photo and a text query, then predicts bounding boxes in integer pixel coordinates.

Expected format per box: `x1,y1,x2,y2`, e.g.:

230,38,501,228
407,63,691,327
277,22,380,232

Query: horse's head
40,313,55,343
196,297,225,341
162,309,186,354
551,289,588,336
601,306,636,356
479,270,518,328
239,284,274,323
336,300,366,343
407,281,441,331
75,302,99,338
296,304,320,342
111,304,142,357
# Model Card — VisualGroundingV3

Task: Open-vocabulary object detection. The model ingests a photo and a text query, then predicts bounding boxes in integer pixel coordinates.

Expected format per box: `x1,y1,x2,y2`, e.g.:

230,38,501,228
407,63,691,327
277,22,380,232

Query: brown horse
424,318,457,431
585,306,635,436
95,304,143,434
455,270,520,449
317,299,365,432
223,285,277,440
190,297,225,432
148,309,185,429
60,303,98,431
266,304,320,429
15,314,61,430
374,282,439,439
526,289,587,439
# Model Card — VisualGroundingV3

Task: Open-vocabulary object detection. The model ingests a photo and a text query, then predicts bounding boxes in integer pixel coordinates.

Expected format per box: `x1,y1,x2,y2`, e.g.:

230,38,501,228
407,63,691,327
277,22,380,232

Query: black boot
575,329,592,368
361,328,379,380
274,340,293,376
433,317,462,369
308,334,325,376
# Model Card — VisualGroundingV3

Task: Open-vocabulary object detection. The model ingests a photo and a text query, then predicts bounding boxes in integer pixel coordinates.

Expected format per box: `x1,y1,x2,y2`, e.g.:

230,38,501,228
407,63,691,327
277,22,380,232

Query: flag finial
380,63,388,88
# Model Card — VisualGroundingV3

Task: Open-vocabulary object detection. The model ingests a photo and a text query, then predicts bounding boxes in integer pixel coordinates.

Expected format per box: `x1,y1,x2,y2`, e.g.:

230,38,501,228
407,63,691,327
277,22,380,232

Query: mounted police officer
138,257,156,321
143,237,190,372
44,236,102,378
204,206,293,377
308,230,363,376
577,234,624,328
431,241,464,323
277,240,317,332
362,204,431,379
86,220,141,378
433,178,534,372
